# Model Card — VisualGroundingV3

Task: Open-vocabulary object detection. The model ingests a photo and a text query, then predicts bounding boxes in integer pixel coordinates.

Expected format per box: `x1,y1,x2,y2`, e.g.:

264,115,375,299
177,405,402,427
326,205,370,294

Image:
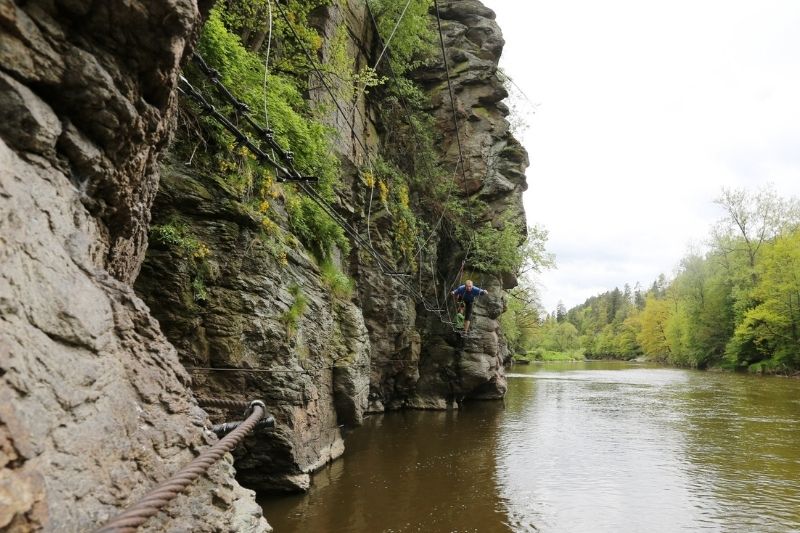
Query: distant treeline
503,187,800,373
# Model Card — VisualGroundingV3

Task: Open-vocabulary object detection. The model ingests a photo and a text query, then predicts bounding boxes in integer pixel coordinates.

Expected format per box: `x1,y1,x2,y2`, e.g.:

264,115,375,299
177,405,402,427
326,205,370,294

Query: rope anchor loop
244,400,267,419
95,399,268,532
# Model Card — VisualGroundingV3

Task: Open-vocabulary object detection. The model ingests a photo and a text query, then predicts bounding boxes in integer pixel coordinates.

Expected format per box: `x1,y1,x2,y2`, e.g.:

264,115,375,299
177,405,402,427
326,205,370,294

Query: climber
450,280,488,333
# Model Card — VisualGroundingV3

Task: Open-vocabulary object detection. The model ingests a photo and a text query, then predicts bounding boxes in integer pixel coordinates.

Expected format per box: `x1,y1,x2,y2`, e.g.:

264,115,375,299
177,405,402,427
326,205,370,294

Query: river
259,361,800,532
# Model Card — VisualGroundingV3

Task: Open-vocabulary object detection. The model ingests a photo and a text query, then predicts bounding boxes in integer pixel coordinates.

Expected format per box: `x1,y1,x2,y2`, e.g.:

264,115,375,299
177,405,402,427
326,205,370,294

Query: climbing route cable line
364,0,481,287
433,0,477,235
185,358,421,374
362,1,461,269
179,72,410,295
269,0,391,259
350,0,414,115
361,0,485,303
180,57,461,333
272,0,470,288
359,3,463,326
177,75,314,183
95,399,270,532
183,1,492,340
262,0,274,126
187,46,452,291
179,0,502,360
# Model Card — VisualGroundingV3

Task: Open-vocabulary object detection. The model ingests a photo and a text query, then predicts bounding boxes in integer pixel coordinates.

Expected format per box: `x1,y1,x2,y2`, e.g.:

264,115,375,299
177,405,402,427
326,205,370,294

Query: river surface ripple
260,361,800,532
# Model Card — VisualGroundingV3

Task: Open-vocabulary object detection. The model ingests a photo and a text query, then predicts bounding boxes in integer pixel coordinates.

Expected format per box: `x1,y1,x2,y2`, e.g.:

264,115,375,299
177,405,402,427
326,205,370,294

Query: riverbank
511,350,800,379
513,349,585,363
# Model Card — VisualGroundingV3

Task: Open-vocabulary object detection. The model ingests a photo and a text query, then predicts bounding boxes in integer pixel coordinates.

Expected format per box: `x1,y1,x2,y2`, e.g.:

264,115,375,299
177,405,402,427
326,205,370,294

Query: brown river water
259,361,800,532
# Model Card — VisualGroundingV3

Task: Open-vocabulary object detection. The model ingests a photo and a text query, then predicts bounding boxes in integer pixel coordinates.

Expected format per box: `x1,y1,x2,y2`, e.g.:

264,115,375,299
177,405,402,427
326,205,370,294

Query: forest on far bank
501,186,800,374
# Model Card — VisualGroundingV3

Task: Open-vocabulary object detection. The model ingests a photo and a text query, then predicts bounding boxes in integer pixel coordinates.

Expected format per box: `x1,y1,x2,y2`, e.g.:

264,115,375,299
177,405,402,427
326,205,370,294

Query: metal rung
277,175,318,183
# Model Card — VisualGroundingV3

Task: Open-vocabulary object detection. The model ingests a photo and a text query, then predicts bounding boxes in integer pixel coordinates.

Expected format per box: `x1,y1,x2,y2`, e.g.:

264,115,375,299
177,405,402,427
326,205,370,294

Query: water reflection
675,371,800,531
260,362,800,532
261,406,512,532
498,363,701,532
499,362,800,532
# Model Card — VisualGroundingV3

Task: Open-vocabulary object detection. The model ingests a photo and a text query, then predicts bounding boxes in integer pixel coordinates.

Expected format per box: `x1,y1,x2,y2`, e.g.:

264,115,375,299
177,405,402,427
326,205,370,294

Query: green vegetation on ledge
178,3,348,263
149,221,212,303
168,0,548,336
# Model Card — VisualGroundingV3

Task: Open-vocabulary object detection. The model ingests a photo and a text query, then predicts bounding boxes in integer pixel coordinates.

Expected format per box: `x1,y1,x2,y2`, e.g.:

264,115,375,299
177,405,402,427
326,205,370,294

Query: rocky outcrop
134,0,381,493
135,165,372,492
1,1,528,529
329,0,525,411
133,0,528,497
0,1,267,530
311,2,425,414
408,0,527,406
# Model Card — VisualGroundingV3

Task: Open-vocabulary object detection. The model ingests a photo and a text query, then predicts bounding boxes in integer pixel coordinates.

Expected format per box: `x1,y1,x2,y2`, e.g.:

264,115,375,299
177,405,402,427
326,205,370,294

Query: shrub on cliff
178,5,349,261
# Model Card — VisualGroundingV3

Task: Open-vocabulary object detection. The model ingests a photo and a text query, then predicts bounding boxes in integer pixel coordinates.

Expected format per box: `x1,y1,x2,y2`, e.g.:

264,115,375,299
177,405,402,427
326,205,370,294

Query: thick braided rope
197,397,252,410
95,402,265,532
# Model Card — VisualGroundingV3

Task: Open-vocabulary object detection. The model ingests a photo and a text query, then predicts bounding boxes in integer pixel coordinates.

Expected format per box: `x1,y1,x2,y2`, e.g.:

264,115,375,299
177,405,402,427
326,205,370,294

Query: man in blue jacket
451,279,488,333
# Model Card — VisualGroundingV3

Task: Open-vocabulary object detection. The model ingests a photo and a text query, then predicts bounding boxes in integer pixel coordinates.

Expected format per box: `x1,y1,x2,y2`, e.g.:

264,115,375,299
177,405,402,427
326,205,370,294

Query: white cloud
483,0,800,312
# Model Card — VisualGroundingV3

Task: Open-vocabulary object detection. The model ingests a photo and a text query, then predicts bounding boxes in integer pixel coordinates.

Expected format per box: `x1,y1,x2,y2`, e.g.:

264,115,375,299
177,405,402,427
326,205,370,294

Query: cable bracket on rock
95,398,270,533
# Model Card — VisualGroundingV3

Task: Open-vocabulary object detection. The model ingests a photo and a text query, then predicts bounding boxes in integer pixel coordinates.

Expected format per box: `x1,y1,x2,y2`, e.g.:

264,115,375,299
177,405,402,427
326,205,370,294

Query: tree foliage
727,229,800,370
367,0,436,74
176,3,350,261
554,186,800,373
499,282,543,354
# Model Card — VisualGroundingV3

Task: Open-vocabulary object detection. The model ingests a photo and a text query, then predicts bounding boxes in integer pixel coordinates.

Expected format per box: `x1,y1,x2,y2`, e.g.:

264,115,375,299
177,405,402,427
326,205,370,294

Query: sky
481,0,800,313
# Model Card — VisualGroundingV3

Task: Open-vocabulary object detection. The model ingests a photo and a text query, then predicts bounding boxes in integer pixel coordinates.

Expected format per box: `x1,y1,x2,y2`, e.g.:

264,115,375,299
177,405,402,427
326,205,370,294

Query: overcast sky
481,0,800,313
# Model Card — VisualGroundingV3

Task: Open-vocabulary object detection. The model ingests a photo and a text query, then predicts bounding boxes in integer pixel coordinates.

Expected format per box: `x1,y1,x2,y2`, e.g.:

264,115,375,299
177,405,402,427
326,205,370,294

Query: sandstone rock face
311,1,428,414
133,0,528,499
409,0,527,406
0,1,267,531
134,0,382,492
1,0,526,528
135,167,372,492
319,0,525,411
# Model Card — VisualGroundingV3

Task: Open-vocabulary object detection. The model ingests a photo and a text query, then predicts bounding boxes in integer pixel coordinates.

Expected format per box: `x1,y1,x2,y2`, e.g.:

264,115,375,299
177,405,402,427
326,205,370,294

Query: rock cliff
0,0,266,530
1,0,528,529
410,0,528,407
135,0,528,494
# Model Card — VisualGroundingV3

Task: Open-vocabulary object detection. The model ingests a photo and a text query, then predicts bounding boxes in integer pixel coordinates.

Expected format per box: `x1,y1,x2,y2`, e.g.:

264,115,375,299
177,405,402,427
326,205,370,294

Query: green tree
469,220,554,277
542,321,580,352
637,295,671,360
615,314,642,359
713,185,800,272
634,283,646,310
712,185,800,323
500,284,542,354
727,230,800,370
559,188,799,372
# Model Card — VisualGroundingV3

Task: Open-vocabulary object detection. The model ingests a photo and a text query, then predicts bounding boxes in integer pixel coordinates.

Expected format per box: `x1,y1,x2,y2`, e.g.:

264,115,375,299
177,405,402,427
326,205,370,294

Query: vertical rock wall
0,0,530,526
135,0,379,494
410,0,529,407
134,0,529,499
0,1,267,530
